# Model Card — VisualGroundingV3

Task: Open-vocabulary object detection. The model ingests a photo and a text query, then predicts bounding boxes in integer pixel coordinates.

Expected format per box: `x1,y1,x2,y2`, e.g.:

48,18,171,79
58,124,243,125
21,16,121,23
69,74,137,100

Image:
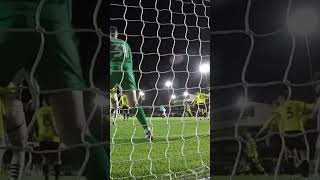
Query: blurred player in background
191,92,209,119
0,1,108,179
35,97,61,180
110,26,153,140
242,132,266,175
0,74,28,180
119,94,129,121
110,87,119,124
186,102,193,117
256,96,313,178
159,105,167,118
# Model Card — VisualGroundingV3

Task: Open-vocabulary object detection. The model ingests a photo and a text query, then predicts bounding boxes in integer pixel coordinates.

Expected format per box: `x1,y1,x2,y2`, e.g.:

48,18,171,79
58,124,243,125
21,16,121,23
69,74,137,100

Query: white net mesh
110,0,210,179
213,0,320,179
0,0,108,179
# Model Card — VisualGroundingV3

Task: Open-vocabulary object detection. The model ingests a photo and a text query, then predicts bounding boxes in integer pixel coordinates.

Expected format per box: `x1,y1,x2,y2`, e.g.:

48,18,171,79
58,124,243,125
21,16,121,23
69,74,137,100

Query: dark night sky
213,0,320,107
110,0,210,106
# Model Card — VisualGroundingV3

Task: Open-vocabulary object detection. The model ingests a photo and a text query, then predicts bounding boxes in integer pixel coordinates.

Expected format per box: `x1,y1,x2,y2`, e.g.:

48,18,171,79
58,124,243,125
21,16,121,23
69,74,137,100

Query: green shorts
0,19,85,90
110,70,137,91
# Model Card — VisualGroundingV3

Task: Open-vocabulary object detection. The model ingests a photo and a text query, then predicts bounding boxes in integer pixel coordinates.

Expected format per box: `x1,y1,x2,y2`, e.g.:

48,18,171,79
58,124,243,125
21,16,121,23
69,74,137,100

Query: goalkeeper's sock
83,135,109,180
131,106,148,129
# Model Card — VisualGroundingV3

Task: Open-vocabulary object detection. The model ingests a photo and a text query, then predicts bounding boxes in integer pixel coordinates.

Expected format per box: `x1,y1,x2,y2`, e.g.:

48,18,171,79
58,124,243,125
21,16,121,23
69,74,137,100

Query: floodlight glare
139,91,145,96
199,63,210,73
171,94,176,100
288,9,318,35
165,81,172,87
183,91,189,97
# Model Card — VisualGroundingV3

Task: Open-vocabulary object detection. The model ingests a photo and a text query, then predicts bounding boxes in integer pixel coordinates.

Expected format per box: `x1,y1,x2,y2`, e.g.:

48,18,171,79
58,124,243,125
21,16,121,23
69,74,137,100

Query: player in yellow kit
256,96,313,177
185,102,193,117
110,87,119,124
0,79,28,180
242,132,266,175
35,97,61,180
119,94,130,121
191,92,209,118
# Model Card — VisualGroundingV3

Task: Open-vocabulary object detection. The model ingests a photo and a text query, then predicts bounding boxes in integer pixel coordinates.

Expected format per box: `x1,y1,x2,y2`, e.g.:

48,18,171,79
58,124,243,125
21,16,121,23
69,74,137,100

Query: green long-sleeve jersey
110,38,133,72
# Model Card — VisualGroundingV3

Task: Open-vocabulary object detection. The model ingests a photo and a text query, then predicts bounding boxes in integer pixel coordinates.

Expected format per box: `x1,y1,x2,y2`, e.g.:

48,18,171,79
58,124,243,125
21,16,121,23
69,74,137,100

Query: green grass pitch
110,116,210,179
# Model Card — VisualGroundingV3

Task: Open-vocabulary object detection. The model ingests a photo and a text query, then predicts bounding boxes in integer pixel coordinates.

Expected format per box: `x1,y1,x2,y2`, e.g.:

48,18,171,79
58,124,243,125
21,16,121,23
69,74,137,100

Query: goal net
0,0,110,179
110,0,210,179
213,0,320,179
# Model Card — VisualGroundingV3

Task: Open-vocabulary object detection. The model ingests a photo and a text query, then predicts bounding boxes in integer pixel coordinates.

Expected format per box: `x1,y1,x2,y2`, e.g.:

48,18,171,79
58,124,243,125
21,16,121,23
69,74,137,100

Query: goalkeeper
0,1,108,179
35,97,61,180
256,96,313,177
191,92,209,118
110,26,153,140
119,94,129,121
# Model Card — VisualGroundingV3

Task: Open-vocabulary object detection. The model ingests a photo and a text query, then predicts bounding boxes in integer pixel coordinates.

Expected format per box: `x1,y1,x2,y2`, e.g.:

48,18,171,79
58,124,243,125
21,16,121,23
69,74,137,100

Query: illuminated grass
110,117,210,179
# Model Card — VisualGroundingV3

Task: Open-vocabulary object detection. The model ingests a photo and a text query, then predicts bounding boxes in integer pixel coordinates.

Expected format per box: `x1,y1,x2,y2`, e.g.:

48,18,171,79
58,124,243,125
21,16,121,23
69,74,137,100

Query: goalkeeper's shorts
0,21,85,90
110,69,137,91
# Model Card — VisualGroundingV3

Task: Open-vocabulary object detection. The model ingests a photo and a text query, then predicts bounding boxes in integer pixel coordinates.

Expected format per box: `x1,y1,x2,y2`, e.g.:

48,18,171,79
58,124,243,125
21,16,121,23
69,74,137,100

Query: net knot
35,26,45,33
246,30,254,36
283,79,291,86
95,28,103,37
242,81,249,88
